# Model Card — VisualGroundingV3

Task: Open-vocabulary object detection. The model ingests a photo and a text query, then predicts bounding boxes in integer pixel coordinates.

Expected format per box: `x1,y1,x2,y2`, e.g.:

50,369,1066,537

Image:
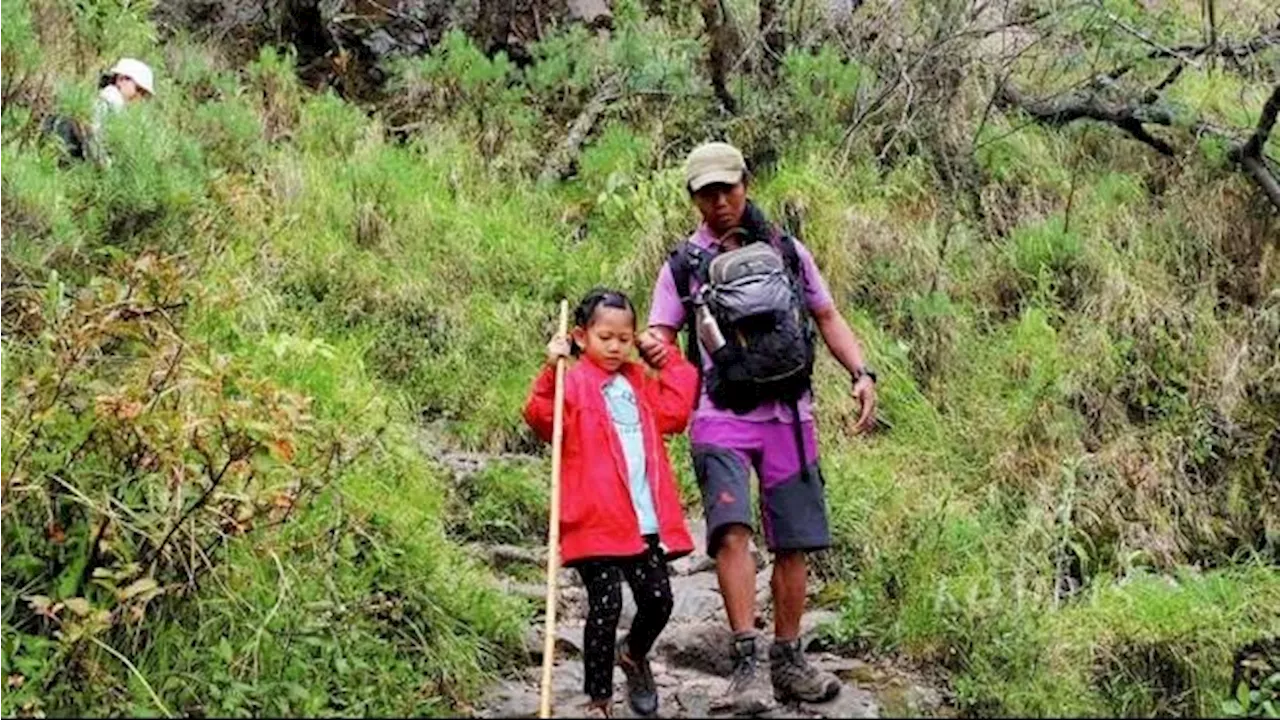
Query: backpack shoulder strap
774,234,804,281
668,241,710,317
667,240,710,375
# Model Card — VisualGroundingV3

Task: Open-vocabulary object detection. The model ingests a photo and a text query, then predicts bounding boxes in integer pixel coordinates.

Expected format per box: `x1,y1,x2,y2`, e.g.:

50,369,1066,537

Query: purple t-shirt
648,224,835,423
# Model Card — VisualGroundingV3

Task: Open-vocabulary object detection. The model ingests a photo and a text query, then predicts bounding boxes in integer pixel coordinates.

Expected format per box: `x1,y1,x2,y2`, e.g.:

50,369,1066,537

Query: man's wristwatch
852,366,878,386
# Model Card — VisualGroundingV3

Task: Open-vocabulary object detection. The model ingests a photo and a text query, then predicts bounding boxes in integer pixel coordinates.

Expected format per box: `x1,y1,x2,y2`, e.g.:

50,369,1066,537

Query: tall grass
2,0,1277,716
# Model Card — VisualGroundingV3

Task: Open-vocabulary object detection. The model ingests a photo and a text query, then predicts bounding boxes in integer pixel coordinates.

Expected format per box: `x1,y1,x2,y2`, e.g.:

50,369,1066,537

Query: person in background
43,57,155,162
93,57,155,135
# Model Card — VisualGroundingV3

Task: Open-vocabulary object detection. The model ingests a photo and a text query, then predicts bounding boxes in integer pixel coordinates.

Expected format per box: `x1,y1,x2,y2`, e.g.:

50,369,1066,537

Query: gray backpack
690,241,816,414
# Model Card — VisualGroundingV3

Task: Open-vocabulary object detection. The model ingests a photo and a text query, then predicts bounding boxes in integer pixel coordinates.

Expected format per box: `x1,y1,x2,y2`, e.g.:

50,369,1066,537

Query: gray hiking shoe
711,632,776,715
616,636,658,717
770,637,841,703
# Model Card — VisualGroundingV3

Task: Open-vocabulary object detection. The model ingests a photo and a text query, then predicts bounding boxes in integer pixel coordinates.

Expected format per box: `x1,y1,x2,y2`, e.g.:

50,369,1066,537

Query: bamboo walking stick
539,300,570,719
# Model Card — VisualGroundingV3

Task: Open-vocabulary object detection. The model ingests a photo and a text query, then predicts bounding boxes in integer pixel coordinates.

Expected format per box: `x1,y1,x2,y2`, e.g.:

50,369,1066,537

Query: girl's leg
619,540,674,658
578,562,625,703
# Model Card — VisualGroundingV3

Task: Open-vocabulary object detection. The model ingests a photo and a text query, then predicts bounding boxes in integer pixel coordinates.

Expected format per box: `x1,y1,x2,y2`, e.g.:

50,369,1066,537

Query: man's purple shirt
647,223,835,424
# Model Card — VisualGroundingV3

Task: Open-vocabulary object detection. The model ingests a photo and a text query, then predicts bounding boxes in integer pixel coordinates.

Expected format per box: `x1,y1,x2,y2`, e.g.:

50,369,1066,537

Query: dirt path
471,517,952,719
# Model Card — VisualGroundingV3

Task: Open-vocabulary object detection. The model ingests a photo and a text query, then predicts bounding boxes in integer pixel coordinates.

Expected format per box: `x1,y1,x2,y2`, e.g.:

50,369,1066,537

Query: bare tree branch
995,82,1176,155
1001,81,1279,211
1230,84,1280,210
538,73,623,185
1241,84,1280,160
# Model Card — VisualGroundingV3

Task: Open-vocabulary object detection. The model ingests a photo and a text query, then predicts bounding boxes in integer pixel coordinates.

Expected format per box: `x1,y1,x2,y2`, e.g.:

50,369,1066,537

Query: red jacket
523,346,697,565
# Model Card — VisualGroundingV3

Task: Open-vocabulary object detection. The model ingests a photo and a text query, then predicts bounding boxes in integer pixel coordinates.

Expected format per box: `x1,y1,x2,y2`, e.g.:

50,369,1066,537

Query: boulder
653,622,735,676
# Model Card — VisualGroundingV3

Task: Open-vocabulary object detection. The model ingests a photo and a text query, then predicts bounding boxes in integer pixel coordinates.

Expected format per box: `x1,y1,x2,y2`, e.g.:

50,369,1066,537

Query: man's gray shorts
690,417,831,557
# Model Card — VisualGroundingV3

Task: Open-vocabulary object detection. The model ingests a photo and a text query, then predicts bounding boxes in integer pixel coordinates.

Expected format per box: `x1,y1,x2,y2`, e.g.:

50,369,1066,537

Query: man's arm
812,305,877,434
812,305,867,375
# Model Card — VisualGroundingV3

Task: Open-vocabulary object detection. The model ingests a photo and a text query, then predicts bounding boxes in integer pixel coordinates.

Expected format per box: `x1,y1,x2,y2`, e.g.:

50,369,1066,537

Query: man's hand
851,375,877,435
546,333,571,367
636,329,670,368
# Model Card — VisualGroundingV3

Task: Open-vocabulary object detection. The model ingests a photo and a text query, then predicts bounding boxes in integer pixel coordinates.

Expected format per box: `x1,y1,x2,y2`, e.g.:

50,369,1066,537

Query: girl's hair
571,288,635,356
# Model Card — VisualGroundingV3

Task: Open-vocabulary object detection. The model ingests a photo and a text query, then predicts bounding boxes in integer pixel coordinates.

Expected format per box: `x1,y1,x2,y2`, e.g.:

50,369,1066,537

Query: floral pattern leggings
575,536,674,701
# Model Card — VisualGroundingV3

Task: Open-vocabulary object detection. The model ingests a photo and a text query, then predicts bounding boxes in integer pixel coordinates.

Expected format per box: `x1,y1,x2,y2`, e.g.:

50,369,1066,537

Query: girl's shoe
616,637,659,716
583,697,614,718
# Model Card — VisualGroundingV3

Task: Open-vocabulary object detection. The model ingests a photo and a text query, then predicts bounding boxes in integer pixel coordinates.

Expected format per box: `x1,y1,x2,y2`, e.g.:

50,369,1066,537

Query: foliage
2,0,1278,716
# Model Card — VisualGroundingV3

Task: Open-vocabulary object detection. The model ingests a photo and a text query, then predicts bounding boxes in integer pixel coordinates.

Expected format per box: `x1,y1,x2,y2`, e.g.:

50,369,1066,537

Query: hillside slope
3,0,1278,716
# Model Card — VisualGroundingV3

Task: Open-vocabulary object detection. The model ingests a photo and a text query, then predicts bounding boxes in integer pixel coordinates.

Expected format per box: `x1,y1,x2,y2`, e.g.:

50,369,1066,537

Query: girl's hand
546,333,572,366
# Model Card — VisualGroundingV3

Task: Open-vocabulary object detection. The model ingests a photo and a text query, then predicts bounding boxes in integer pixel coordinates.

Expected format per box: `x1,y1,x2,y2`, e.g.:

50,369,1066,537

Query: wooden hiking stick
539,300,570,719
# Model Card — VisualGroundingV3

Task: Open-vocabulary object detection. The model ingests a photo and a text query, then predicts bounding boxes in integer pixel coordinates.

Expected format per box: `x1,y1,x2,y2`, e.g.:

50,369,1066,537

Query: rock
523,623,585,660
810,653,867,675
673,677,723,717
669,572,727,624
653,622,735,676
799,610,841,651
619,571,724,629
566,0,612,30
476,678,539,718
799,684,880,719
670,554,716,576
902,683,944,715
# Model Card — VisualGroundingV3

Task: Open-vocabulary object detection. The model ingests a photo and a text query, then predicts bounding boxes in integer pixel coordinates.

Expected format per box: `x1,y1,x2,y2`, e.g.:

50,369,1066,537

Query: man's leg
693,422,776,714
771,550,806,640
759,420,839,703
716,524,757,632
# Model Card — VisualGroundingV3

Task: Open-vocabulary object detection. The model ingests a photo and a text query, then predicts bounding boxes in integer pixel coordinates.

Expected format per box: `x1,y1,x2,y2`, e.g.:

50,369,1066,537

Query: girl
523,289,698,717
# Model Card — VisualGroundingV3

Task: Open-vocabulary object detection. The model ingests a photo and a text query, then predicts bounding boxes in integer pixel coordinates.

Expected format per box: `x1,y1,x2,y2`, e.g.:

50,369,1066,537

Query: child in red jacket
524,288,697,717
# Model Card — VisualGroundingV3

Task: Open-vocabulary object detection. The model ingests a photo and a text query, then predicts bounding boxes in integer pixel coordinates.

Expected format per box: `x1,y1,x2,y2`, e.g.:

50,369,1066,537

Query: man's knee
773,549,807,569
716,523,753,557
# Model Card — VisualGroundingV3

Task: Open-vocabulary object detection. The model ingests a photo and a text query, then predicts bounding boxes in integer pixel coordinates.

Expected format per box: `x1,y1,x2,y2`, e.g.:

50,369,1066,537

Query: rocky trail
419,435,952,719
469,513,953,719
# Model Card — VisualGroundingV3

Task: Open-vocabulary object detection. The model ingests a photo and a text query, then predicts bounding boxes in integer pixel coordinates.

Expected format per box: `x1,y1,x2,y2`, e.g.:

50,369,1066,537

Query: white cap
109,58,155,96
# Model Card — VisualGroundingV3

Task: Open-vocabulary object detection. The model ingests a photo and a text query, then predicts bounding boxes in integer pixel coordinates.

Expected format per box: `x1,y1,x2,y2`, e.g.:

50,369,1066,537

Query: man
637,142,877,714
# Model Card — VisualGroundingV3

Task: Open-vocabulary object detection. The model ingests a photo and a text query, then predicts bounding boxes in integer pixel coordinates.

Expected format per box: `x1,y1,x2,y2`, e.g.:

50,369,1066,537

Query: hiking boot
616,636,658,717
769,637,841,703
711,632,776,715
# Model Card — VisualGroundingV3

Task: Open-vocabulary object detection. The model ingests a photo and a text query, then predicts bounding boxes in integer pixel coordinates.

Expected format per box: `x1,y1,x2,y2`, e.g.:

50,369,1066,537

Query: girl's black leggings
575,536,674,702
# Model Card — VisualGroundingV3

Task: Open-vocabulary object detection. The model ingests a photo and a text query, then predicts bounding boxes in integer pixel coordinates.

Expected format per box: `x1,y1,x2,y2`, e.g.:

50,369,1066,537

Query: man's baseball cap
685,142,746,192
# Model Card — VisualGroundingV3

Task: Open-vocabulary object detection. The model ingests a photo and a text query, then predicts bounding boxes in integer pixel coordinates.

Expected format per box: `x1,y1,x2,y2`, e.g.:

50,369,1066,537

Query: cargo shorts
690,416,832,557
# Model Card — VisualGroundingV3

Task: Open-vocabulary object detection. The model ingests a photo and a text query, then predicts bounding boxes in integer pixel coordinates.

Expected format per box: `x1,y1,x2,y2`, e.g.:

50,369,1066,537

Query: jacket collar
575,354,643,386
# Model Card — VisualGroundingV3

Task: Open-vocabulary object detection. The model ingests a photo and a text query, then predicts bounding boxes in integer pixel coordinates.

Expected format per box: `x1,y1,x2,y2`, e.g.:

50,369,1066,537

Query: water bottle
696,304,726,354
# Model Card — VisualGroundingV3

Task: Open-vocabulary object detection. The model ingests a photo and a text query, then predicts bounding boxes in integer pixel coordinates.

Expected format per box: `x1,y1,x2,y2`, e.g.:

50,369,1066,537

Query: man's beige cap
685,142,746,191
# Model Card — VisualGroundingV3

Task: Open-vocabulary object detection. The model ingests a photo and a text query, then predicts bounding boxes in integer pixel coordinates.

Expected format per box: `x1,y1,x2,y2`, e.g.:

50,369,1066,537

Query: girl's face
572,306,635,373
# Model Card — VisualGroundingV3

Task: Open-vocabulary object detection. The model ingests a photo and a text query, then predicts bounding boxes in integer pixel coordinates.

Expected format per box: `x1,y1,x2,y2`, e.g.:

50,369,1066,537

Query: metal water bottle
695,304,726,354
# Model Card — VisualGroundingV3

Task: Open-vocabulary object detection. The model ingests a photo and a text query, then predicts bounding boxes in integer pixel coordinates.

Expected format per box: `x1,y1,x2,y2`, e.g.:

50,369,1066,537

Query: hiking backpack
669,235,816,415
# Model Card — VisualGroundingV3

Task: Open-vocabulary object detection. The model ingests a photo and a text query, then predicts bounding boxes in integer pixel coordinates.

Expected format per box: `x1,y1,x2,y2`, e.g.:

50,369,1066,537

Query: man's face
692,181,747,238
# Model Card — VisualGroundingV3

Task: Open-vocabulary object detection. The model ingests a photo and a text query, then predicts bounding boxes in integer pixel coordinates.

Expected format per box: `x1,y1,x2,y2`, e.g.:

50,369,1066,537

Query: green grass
2,0,1278,716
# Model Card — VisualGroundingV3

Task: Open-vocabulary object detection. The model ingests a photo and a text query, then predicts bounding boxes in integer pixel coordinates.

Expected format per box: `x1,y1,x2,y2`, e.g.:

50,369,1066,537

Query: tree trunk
759,0,785,78
700,0,737,114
